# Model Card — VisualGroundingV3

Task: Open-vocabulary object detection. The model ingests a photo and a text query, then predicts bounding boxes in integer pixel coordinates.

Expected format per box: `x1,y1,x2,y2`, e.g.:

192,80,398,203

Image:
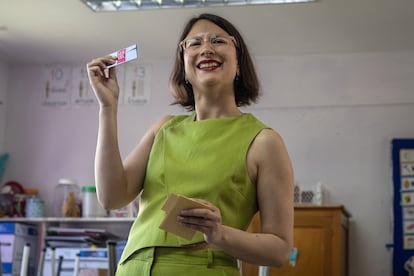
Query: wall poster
123,64,151,105
70,66,96,106
41,63,151,107
42,66,72,107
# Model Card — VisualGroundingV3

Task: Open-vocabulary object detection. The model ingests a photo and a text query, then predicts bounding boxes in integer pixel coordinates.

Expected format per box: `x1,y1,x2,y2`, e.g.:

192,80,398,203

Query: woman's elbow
273,249,291,267
269,242,293,267
97,192,125,210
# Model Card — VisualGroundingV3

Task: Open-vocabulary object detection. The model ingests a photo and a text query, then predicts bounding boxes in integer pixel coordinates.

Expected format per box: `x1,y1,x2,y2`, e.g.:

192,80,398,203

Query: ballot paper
107,44,138,68
159,194,213,240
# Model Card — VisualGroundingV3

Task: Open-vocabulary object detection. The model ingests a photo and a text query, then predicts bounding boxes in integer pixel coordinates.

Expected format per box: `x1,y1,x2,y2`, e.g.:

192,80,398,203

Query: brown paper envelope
159,194,212,240
161,193,180,212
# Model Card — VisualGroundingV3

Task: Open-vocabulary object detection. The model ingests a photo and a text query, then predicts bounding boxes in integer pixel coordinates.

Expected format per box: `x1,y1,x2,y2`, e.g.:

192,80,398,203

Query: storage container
25,188,44,217
53,178,80,217
82,186,106,217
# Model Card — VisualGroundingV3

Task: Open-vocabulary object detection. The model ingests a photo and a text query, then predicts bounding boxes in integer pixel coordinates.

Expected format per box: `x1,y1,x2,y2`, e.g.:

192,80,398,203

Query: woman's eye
211,38,227,45
187,39,202,47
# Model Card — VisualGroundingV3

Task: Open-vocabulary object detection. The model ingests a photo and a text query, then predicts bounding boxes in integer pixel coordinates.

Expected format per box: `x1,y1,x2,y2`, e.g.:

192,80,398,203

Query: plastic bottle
314,182,323,206
82,186,106,217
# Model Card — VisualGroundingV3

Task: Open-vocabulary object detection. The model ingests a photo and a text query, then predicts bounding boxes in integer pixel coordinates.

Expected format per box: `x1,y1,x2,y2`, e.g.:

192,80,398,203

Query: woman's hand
86,56,119,107
178,199,224,244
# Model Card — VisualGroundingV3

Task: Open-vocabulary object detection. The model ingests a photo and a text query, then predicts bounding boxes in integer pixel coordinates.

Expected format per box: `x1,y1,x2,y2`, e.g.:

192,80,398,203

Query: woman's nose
200,42,215,56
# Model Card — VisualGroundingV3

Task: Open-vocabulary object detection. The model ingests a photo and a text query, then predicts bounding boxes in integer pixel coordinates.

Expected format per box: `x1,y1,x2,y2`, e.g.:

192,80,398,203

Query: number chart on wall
41,64,151,107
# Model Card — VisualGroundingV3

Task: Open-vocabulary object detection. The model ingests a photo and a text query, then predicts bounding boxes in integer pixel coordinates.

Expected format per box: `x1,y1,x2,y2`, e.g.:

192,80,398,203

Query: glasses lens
181,35,235,51
211,36,229,45
185,37,202,49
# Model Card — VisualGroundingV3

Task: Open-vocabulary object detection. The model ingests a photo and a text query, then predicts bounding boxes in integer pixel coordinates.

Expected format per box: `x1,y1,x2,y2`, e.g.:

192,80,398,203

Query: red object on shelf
2,181,24,195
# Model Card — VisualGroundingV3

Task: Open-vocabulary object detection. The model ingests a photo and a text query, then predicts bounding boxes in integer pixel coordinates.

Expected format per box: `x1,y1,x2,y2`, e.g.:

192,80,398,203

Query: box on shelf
43,247,108,276
41,241,127,276
294,182,329,205
0,222,39,276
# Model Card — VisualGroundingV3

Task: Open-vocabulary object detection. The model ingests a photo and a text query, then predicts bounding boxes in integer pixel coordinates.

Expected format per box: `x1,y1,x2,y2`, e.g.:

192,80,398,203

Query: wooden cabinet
242,206,350,276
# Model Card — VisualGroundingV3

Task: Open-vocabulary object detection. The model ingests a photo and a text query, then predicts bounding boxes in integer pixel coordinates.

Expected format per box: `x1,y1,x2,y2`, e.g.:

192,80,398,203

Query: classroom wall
0,62,7,153
3,50,414,275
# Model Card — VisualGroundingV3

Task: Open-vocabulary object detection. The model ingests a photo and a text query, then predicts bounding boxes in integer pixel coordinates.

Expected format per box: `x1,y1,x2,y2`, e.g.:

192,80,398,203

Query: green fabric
119,113,268,264
116,247,240,276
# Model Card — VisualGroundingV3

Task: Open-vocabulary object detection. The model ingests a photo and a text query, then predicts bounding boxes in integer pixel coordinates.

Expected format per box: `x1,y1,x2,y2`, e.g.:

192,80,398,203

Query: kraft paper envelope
159,194,212,240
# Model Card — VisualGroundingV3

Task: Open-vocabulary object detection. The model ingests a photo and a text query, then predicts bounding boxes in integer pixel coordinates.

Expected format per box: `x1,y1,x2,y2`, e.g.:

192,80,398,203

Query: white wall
0,62,7,153
4,51,414,276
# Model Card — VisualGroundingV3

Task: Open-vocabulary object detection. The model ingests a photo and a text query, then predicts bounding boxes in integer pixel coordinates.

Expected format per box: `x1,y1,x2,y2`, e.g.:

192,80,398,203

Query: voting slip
106,44,138,68
159,194,213,240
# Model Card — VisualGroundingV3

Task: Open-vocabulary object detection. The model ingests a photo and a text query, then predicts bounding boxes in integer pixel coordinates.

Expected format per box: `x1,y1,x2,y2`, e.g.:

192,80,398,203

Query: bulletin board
392,139,414,275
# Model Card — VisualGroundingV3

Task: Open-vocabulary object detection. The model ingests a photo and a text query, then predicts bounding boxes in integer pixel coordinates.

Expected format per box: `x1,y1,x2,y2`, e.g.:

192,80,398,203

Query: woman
87,13,294,276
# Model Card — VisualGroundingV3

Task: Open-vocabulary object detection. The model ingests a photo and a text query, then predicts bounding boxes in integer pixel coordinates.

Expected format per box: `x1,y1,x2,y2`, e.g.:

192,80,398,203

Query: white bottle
314,182,324,206
82,186,106,217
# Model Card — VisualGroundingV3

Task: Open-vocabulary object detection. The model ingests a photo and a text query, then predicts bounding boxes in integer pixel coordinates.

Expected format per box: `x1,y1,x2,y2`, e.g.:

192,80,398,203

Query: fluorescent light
82,0,316,11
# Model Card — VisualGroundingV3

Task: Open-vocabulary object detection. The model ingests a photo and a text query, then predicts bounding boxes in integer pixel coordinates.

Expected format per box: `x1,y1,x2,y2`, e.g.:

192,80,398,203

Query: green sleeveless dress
118,113,269,267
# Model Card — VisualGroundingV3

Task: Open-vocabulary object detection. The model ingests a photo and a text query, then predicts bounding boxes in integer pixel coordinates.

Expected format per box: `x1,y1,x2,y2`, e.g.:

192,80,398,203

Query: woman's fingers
179,204,221,229
87,56,117,79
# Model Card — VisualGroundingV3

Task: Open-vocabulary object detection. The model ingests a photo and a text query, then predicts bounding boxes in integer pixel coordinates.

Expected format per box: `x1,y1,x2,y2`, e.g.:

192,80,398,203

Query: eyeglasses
179,35,237,52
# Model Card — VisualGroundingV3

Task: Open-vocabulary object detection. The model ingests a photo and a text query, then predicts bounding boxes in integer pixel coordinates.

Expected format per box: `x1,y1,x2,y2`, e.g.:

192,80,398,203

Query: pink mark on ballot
106,44,138,69
117,48,126,63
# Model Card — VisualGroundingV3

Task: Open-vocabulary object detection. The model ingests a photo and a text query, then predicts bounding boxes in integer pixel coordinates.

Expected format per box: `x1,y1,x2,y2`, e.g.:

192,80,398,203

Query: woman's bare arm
179,129,294,266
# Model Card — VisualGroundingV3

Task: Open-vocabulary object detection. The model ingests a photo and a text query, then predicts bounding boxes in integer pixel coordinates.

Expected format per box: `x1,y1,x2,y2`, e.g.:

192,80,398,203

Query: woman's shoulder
153,113,193,134
253,128,287,156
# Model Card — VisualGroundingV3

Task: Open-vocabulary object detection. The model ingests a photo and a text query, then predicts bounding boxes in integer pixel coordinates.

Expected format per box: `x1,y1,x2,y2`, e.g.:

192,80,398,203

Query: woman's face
182,20,238,93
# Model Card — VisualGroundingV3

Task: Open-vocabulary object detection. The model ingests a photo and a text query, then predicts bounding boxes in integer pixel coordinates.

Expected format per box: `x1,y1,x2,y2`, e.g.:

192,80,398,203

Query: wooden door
268,215,332,276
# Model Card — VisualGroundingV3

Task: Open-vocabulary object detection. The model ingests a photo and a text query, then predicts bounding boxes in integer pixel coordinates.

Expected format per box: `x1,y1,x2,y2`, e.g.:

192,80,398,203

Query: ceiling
0,0,413,65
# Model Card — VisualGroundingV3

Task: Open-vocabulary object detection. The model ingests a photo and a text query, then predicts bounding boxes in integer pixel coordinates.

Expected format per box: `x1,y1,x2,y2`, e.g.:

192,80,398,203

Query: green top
119,113,269,264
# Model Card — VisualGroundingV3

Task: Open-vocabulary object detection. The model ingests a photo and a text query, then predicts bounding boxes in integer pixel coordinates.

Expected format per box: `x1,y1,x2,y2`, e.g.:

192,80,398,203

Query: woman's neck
192,85,241,120
194,99,241,121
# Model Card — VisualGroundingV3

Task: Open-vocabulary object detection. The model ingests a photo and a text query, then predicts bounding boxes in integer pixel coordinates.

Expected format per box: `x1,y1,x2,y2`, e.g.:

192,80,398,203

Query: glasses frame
179,34,237,52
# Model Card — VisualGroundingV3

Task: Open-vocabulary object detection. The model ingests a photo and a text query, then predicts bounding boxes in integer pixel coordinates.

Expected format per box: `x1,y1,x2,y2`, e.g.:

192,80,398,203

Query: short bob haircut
169,13,260,111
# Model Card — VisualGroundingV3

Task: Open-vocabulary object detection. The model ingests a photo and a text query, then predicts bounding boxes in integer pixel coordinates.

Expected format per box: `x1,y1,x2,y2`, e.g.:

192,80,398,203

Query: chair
107,240,117,276
20,243,30,276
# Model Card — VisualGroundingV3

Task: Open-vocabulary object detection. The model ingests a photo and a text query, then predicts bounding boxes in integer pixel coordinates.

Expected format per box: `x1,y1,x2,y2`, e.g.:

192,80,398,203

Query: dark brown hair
169,13,260,111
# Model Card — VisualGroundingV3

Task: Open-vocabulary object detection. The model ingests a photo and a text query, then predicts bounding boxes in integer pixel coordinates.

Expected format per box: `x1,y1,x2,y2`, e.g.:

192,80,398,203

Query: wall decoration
401,150,414,163
42,66,72,107
402,164,414,177
403,207,414,220
401,192,414,206
402,177,414,192
404,235,414,250
40,62,152,107
123,64,151,105
404,220,414,234
70,66,96,106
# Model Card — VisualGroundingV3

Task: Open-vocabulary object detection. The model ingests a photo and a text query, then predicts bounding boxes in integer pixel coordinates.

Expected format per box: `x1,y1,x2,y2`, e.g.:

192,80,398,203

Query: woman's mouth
197,61,221,70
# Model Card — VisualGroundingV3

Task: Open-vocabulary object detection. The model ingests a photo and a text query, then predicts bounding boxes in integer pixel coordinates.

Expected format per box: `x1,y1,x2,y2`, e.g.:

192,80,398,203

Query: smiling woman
87,13,294,276
170,14,260,112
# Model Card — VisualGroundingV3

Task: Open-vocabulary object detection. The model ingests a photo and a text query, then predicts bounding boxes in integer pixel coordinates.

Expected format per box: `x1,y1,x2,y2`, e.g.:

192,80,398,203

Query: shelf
0,217,135,243
0,216,135,276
